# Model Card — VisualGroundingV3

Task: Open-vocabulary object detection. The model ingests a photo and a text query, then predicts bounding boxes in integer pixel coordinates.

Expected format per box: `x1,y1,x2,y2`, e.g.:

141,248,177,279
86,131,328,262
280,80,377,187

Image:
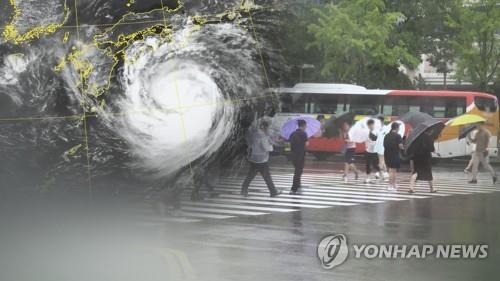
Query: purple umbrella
280,116,321,140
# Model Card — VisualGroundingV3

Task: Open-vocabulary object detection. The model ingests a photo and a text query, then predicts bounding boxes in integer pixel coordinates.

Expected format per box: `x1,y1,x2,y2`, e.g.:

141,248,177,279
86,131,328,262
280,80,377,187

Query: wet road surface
120,159,500,281
1,158,499,281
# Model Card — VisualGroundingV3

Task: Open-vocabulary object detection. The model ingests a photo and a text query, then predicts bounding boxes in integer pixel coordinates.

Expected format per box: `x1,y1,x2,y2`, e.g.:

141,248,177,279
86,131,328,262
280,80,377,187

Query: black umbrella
399,112,433,127
324,112,356,138
405,119,445,154
459,124,477,140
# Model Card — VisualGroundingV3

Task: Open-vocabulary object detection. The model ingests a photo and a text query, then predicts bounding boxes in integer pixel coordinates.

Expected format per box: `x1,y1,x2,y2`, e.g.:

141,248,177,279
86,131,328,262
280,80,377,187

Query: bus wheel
312,152,332,161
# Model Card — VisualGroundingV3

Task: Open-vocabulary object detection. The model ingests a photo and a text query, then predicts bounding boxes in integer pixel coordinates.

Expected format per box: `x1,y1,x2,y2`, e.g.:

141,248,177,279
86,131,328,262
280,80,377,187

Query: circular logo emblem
317,234,349,269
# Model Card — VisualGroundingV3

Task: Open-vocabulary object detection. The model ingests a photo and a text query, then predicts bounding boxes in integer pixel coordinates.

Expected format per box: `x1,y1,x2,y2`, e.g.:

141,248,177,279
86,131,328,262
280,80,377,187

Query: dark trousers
291,156,305,192
241,162,278,195
365,152,380,175
192,172,215,195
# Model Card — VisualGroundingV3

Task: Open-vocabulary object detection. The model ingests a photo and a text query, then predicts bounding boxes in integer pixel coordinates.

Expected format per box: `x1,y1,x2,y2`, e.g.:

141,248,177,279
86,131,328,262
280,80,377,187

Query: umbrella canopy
399,112,433,127
459,124,477,140
448,114,486,127
280,116,321,140
374,121,405,155
348,117,383,143
324,112,356,138
405,119,444,154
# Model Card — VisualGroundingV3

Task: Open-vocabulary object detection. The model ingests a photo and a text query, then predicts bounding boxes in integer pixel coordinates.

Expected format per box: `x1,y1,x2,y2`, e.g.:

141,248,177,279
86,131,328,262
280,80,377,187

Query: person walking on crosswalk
464,129,477,174
468,123,497,184
384,122,403,191
341,122,360,183
408,130,437,193
365,119,380,183
376,115,389,180
241,120,281,197
289,119,309,195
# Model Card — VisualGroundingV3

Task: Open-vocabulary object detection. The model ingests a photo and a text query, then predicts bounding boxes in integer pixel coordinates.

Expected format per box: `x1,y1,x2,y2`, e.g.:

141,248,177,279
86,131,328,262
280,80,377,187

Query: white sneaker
383,172,389,179
342,175,348,183
387,186,396,191
374,172,381,179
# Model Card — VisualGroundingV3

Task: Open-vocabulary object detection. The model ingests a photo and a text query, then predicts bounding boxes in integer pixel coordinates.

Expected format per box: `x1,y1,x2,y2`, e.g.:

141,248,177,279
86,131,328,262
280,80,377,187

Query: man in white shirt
365,119,380,183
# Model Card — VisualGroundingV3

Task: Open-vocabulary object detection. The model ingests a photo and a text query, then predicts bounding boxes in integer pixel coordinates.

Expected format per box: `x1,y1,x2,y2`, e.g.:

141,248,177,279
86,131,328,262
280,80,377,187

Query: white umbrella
348,117,383,143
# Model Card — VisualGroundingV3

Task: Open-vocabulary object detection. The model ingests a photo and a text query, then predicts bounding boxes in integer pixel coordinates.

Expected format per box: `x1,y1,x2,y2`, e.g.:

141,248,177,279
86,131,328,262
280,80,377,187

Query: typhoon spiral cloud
100,22,265,179
0,0,280,188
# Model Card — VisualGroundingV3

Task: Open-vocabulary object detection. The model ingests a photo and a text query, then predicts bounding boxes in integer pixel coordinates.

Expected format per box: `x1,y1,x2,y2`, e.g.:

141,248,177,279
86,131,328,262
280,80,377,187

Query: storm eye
106,31,241,178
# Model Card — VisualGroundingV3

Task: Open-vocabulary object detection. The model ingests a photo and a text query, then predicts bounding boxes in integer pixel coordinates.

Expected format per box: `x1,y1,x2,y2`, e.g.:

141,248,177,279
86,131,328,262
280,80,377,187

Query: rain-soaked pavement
1,157,500,281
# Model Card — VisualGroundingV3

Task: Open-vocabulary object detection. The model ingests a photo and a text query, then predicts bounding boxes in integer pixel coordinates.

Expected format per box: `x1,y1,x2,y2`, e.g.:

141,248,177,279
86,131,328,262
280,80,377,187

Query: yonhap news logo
317,233,488,269
317,234,349,269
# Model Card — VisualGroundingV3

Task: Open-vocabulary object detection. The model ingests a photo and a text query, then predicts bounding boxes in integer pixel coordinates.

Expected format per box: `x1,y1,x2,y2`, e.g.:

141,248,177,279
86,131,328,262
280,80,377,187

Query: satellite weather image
1,0,500,281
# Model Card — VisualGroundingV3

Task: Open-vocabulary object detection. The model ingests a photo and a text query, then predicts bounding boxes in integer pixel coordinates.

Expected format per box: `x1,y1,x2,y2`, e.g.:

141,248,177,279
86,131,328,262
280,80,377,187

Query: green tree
385,0,462,88
306,0,420,88
448,0,500,92
278,2,326,84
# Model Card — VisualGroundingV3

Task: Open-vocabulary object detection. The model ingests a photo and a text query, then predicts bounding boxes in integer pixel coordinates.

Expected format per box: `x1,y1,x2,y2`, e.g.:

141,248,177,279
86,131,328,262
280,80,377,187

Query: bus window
457,106,465,116
337,95,348,113
382,104,393,116
337,102,345,114
423,97,466,118
430,98,446,118
382,96,393,116
475,97,498,113
349,95,380,115
433,106,446,118
395,99,410,116
309,94,338,114
383,96,420,116
409,105,420,112
398,97,421,115
280,93,308,113
421,97,433,116
445,98,466,118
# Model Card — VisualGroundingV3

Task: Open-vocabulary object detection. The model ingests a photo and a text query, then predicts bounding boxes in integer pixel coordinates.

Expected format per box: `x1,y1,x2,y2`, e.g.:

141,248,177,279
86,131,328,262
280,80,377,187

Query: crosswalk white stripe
290,180,477,194
214,184,407,202
216,181,429,199
301,184,456,196
193,196,329,209
294,174,500,190
211,186,383,203
184,192,367,206
182,201,298,213
130,169,500,223
219,183,457,198
407,183,498,191
220,184,430,199
242,172,500,192
178,212,236,219
303,171,490,178
219,179,469,196
219,194,358,206
222,177,495,194
181,206,268,216
136,217,203,224
269,174,500,191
